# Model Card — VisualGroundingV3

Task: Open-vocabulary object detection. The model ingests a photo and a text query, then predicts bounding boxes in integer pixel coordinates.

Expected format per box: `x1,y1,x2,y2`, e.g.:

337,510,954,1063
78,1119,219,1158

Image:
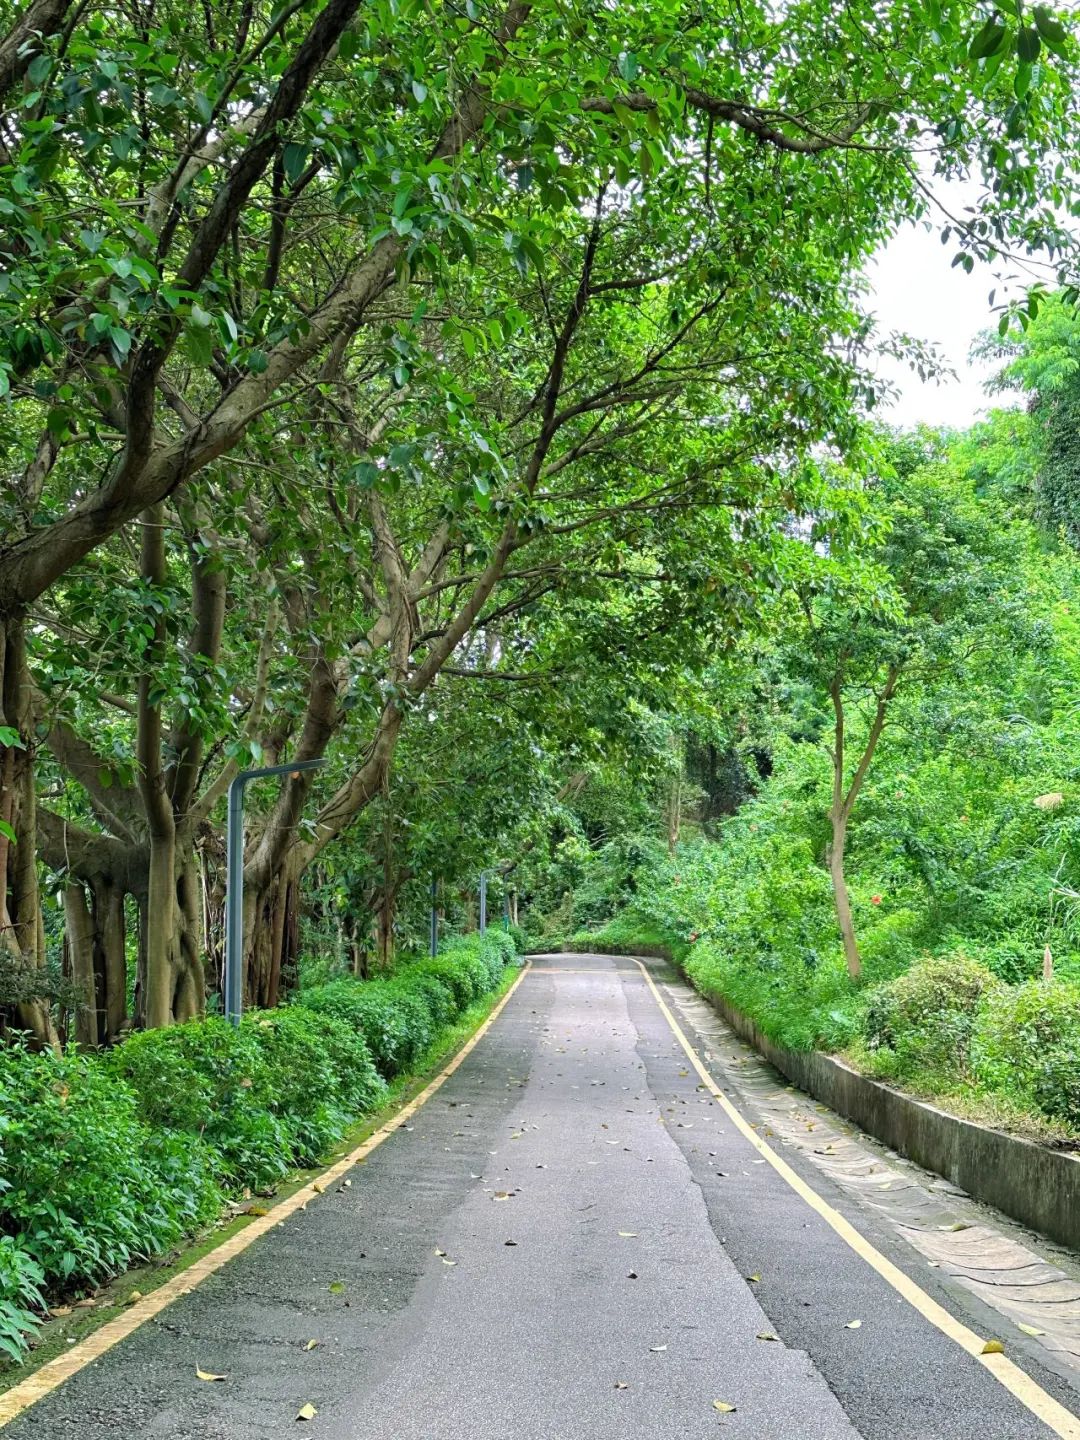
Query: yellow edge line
632,958,1080,1440
0,962,532,1429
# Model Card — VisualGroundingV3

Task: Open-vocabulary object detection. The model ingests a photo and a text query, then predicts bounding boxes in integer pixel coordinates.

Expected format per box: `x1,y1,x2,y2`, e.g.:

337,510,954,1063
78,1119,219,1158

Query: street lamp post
429,875,438,957
225,758,325,1026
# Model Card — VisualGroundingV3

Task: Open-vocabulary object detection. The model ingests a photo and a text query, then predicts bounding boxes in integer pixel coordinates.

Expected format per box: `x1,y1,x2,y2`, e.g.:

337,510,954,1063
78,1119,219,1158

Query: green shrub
862,952,1000,1081
0,1239,44,1363
506,922,527,955
107,1009,385,1188
974,979,1080,1128
397,967,457,1036
299,979,425,1077
0,1042,220,1300
106,1016,291,1191
244,1007,383,1165
478,928,519,974
408,955,479,1010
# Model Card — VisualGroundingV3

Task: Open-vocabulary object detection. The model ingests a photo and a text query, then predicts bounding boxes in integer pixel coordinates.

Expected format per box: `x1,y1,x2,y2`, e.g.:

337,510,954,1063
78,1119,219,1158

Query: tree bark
63,882,99,1047
0,615,57,1044
828,812,861,980
827,667,900,982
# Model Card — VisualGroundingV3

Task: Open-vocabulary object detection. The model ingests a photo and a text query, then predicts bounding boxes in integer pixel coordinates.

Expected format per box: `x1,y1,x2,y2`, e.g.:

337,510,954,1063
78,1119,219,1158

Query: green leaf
283,142,309,186
969,18,1007,59
0,818,16,845
1016,26,1041,62
1033,6,1067,45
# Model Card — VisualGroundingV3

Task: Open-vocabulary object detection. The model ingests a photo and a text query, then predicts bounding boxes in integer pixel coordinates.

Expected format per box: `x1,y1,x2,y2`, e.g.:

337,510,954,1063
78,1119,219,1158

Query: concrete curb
558,936,1080,1252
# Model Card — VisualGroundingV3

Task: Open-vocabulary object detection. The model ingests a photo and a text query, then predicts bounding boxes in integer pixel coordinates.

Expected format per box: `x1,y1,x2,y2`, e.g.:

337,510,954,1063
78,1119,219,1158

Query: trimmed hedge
0,928,521,1363
297,929,518,1079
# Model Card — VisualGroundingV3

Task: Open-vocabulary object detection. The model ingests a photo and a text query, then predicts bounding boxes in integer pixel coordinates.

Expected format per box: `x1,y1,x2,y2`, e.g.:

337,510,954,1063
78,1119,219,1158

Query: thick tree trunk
0,615,56,1044
245,857,299,1010
99,879,128,1040
143,832,177,1027
63,882,99,1047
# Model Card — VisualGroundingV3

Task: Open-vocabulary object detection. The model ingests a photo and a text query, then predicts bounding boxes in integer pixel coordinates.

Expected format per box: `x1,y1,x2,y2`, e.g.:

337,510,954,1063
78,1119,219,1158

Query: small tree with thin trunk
787,439,1028,980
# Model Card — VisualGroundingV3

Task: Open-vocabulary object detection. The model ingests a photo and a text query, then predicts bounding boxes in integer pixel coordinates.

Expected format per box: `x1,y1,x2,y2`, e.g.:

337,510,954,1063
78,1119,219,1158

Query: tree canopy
2,0,1080,1040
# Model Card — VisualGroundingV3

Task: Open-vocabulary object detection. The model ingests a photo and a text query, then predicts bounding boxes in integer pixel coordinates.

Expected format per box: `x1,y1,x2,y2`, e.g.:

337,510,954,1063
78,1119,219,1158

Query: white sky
866,218,1006,430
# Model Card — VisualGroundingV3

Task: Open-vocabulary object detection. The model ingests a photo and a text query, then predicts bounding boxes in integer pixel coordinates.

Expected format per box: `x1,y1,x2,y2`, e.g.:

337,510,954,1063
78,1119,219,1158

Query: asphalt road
6,953,1080,1439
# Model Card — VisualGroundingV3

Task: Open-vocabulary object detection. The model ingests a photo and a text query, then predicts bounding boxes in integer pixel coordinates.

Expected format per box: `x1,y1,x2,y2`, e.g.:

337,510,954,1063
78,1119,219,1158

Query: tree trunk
0,615,56,1045
244,856,300,1010
99,879,128,1041
666,772,682,855
63,882,99,1048
828,812,861,980
143,830,177,1027
376,887,395,971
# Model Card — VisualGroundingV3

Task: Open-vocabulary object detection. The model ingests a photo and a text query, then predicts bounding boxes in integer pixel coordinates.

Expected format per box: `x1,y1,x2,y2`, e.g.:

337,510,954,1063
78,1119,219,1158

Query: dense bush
298,931,517,1079
0,1040,220,1310
862,952,1000,1082
974,979,1080,1128
0,930,515,1362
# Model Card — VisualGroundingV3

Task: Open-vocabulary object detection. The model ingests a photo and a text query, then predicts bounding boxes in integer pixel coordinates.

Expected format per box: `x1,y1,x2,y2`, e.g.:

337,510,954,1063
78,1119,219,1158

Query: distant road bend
4,953,1080,1439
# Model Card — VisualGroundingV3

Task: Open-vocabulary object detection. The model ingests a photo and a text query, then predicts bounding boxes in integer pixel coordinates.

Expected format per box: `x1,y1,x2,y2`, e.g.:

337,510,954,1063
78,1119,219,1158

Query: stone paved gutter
702,986,1080,1255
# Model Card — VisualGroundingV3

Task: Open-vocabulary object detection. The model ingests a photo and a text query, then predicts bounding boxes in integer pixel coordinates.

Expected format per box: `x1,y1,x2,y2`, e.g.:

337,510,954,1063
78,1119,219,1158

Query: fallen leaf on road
649,1344,667,1352
845,1320,862,1330
125,1291,143,1305
756,1332,778,1342
304,1340,319,1351
981,1339,1005,1355
618,1231,638,1238
614,1381,628,1390
329,1281,346,1295
504,1240,517,1247
441,1257,457,1266
493,1191,511,1201
312,1183,325,1195
627,1271,638,1280
713,1400,736,1412
1018,1324,1046,1337
747,1274,761,1283
196,1367,227,1383
296,1402,318,1421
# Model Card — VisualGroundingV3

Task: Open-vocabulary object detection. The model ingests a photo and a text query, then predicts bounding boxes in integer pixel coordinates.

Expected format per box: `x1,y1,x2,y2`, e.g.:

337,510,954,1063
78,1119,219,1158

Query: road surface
4,953,1080,1439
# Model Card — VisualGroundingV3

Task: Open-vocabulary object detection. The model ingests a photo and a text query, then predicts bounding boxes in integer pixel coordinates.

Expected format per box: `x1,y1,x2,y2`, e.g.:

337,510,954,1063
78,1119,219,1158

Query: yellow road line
0,963,532,1430
632,958,1080,1440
